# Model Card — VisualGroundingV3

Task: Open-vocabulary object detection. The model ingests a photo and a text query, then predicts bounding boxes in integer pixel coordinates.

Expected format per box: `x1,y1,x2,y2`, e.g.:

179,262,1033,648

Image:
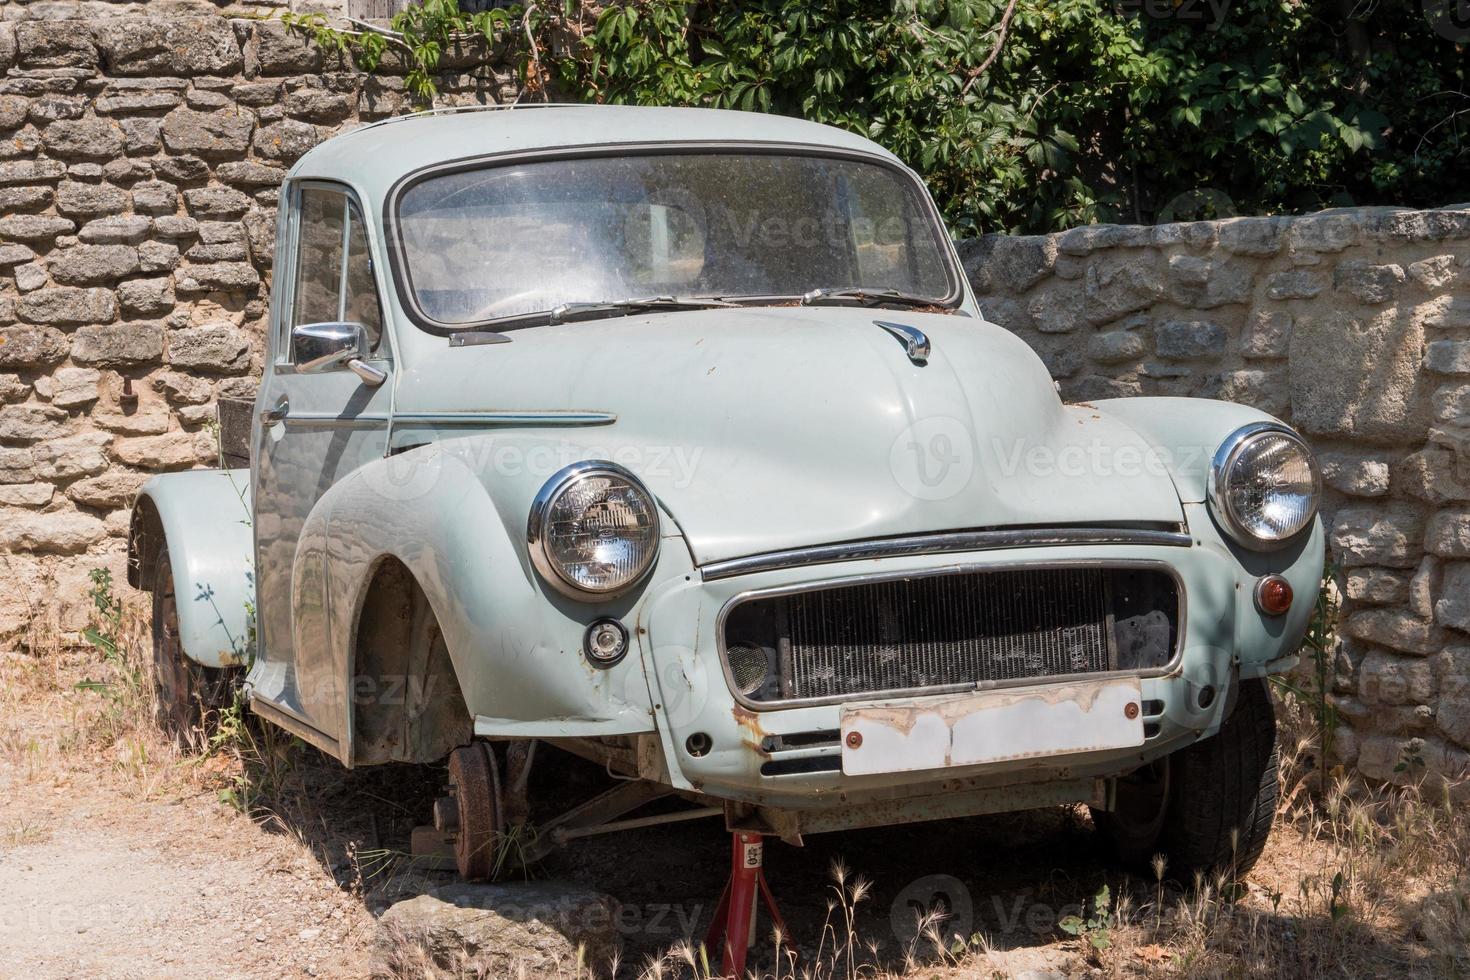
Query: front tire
150,547,238,751
1094,679,1279,881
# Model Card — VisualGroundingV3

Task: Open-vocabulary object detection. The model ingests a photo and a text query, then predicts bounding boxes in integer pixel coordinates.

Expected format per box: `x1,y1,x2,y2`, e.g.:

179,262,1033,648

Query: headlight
527,461,660,599
1209,422,1321,550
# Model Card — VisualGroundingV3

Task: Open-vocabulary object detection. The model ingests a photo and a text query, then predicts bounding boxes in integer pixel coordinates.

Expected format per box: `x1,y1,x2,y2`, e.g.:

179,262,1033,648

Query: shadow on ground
241,736,1120,975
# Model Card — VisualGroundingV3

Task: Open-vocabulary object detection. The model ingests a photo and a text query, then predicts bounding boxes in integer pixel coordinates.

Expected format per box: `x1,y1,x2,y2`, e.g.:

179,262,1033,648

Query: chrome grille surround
717,561,1184,708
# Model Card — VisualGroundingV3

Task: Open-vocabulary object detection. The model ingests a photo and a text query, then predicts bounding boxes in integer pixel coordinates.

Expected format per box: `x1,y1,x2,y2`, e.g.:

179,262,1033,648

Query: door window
288,186,385,356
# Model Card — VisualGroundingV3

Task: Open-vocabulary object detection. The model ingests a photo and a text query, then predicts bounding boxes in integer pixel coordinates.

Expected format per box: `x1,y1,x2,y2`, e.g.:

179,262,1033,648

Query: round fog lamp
1255,575,1294,616
583,618,629,667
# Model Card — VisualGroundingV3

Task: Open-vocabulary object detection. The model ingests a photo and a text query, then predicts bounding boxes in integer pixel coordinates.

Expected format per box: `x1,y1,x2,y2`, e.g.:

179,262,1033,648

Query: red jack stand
705,832,789,978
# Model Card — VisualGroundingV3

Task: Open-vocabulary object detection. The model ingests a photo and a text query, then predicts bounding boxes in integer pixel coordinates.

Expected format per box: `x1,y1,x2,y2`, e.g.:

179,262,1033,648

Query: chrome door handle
260,395,289,424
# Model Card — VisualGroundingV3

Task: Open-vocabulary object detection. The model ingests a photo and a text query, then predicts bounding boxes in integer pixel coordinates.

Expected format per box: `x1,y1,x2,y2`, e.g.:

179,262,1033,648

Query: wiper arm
548,295,737,325
800,287,942,310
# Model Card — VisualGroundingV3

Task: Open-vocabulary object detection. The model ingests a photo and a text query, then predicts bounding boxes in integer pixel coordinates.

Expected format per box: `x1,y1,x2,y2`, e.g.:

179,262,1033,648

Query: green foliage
75,568,146,711
1059,883,1113,956
1272,563,1341,796
286,1,1468,233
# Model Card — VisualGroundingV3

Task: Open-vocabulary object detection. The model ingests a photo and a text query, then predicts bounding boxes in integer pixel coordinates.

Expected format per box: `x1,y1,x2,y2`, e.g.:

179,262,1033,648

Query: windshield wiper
800,287,943,310
548,295,738,325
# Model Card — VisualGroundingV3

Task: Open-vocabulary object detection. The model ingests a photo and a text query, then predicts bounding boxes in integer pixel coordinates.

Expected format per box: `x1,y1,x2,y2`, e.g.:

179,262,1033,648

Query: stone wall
0,12,511,640
962,208,1470,789
2,0,350,23
2,9,1468,786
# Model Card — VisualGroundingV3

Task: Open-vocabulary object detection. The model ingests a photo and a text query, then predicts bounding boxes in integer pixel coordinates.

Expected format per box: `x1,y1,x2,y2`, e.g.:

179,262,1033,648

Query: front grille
722,566,1179,703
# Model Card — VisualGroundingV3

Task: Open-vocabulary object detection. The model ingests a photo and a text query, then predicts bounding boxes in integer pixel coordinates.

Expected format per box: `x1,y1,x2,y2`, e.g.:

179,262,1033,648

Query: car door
250,181,394,748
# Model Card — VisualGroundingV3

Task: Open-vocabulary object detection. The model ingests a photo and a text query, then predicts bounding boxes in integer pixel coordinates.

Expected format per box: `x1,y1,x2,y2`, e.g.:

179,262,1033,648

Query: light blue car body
129,106,1322,832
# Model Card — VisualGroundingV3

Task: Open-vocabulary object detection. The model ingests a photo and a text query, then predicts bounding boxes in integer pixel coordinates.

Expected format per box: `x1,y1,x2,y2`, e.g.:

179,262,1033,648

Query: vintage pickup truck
128,105,1322,920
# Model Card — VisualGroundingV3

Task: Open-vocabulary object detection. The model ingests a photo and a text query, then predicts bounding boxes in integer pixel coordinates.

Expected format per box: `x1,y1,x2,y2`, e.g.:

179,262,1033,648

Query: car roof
288,104,903,192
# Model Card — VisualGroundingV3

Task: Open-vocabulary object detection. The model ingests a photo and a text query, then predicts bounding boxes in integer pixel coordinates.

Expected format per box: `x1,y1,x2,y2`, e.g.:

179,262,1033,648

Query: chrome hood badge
875,320,931,366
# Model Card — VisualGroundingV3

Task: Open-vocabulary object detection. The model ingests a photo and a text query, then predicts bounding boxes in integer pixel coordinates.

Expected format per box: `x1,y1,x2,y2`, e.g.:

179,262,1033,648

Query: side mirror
291,322,385,386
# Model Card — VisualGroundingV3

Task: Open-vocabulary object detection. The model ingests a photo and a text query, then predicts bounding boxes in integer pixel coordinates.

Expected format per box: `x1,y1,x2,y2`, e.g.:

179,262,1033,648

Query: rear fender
128,470,254,669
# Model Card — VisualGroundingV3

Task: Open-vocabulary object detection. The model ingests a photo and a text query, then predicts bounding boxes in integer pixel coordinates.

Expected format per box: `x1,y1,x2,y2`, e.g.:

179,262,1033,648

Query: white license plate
840,677,1145,776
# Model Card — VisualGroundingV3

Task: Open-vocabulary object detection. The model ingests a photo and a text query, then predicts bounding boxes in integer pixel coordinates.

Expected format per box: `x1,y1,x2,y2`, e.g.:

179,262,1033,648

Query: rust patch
731,704,770,755
850,680,1116,738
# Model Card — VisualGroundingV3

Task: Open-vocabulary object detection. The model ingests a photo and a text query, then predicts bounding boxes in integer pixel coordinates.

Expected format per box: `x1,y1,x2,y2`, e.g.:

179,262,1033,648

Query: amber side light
1255,575,1294,616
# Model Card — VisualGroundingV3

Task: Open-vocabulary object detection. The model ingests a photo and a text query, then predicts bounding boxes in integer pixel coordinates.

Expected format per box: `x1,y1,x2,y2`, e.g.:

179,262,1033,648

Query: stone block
78,216,152,246
0,323,71,369
1319,452,1391,497
1264,270,1324,300
117,278,175,317
0,510,107,554
54,181,127,218
174,262,261,293
1427,510,1470,558
251,119,319,163
1290,309,1428,441
0,404,68,443
161,108,253,160
110,431,212,470
15,22,97,70
92,18,243,77
1155,320,1226,359
66,469,149,509
1345,567,1410,605
47,245,140,286
40,119,124,161
0,214,75,243
167,322,252,374
375,884,621,980
30,433,108,481
71,322,165,367
183,186,252,219
1346,609,1444,657
39,367,100,408
1409,255,1458,291
1330,505,1425,568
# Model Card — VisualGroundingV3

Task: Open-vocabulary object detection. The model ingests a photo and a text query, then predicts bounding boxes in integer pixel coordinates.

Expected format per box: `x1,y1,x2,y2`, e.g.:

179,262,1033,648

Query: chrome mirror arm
347,359,387,387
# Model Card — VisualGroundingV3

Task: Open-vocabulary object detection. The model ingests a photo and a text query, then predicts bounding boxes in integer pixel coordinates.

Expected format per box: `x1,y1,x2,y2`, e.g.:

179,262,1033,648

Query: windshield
395,151,959,328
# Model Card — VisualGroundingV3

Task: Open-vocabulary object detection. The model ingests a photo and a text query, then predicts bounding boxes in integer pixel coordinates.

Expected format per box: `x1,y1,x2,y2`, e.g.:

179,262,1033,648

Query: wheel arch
128,470,255,669
292,444,658,765
344,553,472,766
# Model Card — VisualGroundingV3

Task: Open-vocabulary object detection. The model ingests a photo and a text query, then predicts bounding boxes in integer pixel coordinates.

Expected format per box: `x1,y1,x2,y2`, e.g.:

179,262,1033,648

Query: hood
394,307,1184,566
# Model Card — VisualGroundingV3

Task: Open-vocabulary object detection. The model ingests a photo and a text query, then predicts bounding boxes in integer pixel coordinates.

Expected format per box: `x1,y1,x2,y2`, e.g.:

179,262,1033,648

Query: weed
72,568,152,747
1058,882,1113,960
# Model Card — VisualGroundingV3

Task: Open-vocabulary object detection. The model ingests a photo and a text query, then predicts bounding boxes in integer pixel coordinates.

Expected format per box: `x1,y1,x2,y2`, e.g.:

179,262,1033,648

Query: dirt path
1,780,376,979
0,647,1454,979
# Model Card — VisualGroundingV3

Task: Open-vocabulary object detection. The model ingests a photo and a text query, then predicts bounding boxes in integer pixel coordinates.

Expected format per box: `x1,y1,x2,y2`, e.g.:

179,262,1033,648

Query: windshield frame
383,140,965,336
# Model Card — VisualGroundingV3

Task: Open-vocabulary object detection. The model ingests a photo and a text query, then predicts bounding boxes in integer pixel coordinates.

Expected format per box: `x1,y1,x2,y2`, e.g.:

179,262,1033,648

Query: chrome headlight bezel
527,460,661,601
1208,421,1321,551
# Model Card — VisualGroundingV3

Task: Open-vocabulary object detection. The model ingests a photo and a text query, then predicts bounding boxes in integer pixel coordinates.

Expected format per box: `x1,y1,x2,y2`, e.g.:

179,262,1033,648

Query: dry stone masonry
0,7,512,640
1,6,1467,786
964,207,1470,790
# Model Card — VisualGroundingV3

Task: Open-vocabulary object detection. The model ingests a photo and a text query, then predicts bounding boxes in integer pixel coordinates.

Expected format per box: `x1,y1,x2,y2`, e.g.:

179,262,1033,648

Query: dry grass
3,585,1468,980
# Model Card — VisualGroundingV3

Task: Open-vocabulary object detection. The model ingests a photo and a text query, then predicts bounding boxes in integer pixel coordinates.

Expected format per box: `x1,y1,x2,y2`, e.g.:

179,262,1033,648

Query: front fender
293,443,661,758
1089,397,1286,503
128,470,254,669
